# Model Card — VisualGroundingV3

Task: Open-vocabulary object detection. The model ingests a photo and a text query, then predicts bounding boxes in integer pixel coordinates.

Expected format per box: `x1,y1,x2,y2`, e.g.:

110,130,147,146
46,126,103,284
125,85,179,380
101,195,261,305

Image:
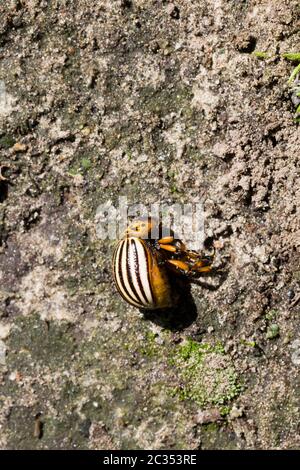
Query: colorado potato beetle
112,218,214,310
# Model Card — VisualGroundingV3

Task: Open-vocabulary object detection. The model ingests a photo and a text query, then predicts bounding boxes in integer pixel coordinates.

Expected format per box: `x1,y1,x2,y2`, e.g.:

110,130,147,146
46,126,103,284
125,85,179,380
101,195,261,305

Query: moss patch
170,340,242,408
0,134,16,149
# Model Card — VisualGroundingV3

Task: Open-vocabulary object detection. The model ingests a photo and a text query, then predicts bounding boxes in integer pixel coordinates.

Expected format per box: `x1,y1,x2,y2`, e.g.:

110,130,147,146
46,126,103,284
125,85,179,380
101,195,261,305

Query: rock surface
0,0,299,449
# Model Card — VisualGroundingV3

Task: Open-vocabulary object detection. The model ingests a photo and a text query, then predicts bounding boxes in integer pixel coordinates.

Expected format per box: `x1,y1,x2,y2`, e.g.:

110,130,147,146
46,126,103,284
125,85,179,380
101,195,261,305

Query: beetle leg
159,238,215,277
166,258,213,276
180,247,215,277
158,237,189,257
159,244,177,253
186,248,215,265
158,236,178,253
189,259,209,268
158,236,183,254
185,253,214,277
158,236,175,245
166,259,190,274
190,264,213,273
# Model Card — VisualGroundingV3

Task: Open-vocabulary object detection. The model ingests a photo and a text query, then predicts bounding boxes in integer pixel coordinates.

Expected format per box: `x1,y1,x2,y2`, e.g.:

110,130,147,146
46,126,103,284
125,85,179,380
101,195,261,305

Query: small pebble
167,4,180,19
0,340,6,365
12,142,27,152
229,406,243,420
194,408,221,424
287,289,295,300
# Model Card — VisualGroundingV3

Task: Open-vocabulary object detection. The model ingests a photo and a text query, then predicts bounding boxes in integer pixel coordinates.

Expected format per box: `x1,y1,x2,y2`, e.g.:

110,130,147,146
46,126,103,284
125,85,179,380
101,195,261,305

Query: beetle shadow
192,266,229,291
0,180,8,203
141,267,229,331
141,278,197,331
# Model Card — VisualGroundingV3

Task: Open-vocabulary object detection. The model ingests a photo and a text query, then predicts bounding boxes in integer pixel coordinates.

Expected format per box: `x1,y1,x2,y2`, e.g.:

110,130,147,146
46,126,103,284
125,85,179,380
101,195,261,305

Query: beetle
112,217,214,310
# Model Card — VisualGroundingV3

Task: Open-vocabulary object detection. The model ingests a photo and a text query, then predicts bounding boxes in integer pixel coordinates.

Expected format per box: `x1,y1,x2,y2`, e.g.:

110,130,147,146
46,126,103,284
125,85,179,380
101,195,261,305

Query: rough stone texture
0,0,299,450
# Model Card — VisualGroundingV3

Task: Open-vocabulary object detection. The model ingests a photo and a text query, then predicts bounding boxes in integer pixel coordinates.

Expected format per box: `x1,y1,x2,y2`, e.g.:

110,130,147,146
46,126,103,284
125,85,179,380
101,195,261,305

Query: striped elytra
112,237,173,310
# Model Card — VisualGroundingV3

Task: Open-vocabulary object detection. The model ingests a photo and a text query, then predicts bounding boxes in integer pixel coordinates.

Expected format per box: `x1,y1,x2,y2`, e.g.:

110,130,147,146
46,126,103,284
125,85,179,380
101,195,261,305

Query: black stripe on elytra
117,240,141,306
130,238,149,305
126,238,145,305
140,240,155,305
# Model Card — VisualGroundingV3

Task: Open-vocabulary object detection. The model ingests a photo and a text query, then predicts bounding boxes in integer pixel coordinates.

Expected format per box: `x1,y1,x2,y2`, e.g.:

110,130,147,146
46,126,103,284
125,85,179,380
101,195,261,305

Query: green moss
219,405,231,417
170,340,242,407
252,51,300,118
80,157,92,171
240,339,256,348
252,51,271,59
68,155,93,176
175,340,225,361
170,183,180,194
265,309,278,322
0,134,16,149
282,51,300,89
125,149,133,161
68,167,79,176
283,52,300,62
203,422,219,433
266,324,280,340
139,331,160,357
288,63,300,85
253,51,300,63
